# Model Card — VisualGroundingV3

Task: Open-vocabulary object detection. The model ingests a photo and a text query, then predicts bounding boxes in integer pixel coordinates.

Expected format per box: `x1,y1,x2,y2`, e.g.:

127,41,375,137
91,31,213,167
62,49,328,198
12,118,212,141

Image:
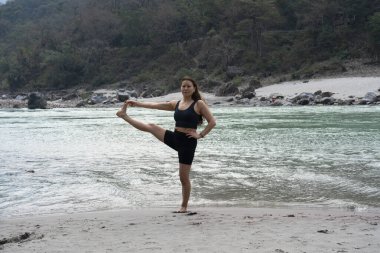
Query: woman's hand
186,132,202,139
126,100,139,107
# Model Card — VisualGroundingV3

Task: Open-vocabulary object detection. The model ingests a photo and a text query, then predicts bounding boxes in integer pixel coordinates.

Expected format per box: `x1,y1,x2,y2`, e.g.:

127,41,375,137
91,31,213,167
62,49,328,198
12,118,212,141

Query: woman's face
181,80,195,96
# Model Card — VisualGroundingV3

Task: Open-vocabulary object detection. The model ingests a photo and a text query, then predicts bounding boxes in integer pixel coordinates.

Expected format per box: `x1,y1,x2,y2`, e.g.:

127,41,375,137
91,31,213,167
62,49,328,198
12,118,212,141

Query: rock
88,94,107,105
259,97,267,101
320,97,335,105
226,66,244,79
271,100,284,106
75,101,86,107
215,83,239,96
226,98,234,102
345,98,355,105
269,93,284,100
213,102,221,105
298,98,310,105
1,94,8,99
62,93,78,101
27,92,47,109
314,95,322,103
15,95,27,100
102,99,114,104
128,90,138,98
117,91,130,102
302,80,309,83
236,98,250,104
358,99,368,105
291,92,314,105
314,90,322,96
363,92,378,104
241,91,256,99
321,91,334,98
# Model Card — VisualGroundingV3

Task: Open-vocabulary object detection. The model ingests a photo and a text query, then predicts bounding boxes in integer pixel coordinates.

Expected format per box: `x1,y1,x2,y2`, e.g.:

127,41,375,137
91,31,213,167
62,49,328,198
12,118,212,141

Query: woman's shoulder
195,99,206,107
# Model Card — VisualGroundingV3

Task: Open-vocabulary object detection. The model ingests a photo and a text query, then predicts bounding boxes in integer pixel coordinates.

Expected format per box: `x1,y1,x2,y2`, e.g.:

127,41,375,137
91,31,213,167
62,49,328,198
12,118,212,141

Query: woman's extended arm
127,100,177,111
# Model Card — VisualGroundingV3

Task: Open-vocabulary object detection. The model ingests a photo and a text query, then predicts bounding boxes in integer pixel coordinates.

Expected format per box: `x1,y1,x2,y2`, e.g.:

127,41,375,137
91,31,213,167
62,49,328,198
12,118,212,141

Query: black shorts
164,130,197,165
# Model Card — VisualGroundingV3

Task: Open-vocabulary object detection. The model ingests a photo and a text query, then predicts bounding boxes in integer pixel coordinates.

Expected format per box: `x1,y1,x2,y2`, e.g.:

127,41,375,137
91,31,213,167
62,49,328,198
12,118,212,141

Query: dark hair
181,76,205,125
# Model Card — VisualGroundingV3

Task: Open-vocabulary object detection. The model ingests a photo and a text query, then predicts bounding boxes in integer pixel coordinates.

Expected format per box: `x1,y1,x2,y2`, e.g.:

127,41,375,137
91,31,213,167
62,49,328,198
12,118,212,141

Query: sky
0,0,7,4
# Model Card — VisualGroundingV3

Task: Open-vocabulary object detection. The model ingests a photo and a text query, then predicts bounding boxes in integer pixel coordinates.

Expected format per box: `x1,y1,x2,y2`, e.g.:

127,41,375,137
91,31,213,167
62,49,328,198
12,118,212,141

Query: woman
116,77,216,213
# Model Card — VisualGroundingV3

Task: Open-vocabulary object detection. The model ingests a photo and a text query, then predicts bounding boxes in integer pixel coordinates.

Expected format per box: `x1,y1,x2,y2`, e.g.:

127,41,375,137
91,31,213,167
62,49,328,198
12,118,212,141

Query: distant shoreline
1,76,379,108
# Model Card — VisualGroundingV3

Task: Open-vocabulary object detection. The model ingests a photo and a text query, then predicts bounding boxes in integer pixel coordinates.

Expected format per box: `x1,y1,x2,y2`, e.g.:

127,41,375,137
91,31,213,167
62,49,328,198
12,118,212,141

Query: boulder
241,86,256,99
226,66,244,79
259,97,267,102
269,93,284,99
241,91,256,99
27,92,47,109
15,95,27,100
128,90,138,98
236,98,250,104
314,90,322,96
320,97,335,105
88,94,107,105
297,98,310,105
62,93,78,101
363,92,378,104
345,98,355,105
271,100,284,106
321,91,334,98
291,92,314,104
314,95,322,103
117,91,130,102
215,83,239,96
75,101,86,107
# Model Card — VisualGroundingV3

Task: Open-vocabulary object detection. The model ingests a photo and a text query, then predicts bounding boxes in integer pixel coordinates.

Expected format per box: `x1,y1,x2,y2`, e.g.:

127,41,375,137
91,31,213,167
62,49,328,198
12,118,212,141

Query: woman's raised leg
116,102,166,142
178,163,192,212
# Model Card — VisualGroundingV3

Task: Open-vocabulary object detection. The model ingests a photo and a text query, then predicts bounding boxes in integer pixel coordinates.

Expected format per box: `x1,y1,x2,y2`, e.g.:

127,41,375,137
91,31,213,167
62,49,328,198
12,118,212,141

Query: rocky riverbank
1,77,380,109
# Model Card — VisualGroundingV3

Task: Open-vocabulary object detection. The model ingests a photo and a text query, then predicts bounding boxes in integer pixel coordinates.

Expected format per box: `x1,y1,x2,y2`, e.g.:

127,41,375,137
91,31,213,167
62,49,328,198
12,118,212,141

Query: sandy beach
132,77,380,103
255,77,380,99
1,207,379,252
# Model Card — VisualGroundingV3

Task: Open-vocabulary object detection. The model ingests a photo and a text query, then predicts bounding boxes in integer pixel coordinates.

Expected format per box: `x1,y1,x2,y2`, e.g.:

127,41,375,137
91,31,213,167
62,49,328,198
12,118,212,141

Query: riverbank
0,76,379,109
1,207,379,252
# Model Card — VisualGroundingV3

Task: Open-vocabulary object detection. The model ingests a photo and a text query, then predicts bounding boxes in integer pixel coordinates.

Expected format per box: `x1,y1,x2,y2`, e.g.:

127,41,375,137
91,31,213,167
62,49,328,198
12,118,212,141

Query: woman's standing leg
116,102,166,142
179,163,192,212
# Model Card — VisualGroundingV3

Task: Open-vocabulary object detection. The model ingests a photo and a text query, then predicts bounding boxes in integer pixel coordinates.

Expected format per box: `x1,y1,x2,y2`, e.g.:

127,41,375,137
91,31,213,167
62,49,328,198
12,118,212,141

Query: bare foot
116,102,128,118
176,206,187,213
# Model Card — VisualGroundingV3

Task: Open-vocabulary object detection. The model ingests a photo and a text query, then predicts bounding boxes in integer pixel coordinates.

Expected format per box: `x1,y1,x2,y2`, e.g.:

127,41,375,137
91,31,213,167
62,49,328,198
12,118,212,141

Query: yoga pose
116,77,216,213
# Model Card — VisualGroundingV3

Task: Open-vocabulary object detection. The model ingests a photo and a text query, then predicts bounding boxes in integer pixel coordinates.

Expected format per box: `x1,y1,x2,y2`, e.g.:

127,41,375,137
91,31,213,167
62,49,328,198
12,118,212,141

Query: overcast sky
0,0,7,4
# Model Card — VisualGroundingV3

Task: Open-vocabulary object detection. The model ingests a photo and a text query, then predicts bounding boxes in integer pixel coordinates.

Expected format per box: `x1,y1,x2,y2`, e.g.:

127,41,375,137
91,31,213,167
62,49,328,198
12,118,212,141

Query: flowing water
1,106,380,217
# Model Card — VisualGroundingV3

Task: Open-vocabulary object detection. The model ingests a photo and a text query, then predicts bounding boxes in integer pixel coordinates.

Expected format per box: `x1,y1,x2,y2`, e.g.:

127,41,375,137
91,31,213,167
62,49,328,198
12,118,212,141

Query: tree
368,12,380,60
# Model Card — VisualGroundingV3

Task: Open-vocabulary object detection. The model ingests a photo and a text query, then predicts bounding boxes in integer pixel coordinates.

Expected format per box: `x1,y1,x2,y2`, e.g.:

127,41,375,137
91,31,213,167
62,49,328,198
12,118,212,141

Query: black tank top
174,100,202,129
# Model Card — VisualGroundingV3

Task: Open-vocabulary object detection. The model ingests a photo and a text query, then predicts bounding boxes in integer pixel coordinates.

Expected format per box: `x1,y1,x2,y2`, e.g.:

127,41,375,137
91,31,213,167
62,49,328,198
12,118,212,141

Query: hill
0,0,379,93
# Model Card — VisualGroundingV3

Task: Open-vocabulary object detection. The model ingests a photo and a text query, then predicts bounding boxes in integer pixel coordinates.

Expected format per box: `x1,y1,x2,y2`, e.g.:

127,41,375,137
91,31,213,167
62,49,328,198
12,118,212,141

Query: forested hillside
0,0,379,93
